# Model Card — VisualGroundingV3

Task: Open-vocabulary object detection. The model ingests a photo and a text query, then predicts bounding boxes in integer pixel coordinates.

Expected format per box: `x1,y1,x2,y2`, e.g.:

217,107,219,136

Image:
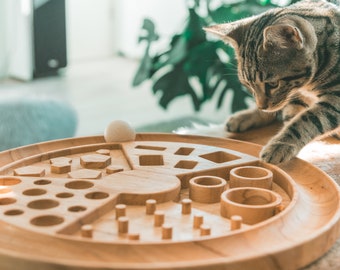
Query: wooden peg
128,233,140,241
81,224,93,238
200,224,211,236
230,215,243,231
162,224,173,240
118,216,129,234
154,210,165,227
181,198,192,215
115,204,126,220
145,199,157,215
193,214,204,229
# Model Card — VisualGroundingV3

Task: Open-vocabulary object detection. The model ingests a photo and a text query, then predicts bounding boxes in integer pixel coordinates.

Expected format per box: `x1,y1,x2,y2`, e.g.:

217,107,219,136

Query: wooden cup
229,166,273,190
189,176,227,203
220,187,282,225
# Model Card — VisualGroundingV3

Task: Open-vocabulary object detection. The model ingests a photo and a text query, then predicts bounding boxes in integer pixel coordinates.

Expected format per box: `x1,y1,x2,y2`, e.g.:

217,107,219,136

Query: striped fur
205,0,340,164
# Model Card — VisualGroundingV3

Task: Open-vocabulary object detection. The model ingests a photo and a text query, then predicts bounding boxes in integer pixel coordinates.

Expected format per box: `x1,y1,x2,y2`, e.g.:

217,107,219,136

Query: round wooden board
0,133,338,270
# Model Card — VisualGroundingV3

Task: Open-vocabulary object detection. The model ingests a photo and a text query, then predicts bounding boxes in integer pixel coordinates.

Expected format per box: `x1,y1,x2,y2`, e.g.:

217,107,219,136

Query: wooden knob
162,224,173,240
146,199,157,215
118,216,129,234
115,204,126,220
154,210,165,227
181,198,192,215
81,224,93,238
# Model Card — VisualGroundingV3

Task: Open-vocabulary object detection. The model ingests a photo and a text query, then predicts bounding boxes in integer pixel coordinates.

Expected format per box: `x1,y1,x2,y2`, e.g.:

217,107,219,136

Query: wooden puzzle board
0,133,338,270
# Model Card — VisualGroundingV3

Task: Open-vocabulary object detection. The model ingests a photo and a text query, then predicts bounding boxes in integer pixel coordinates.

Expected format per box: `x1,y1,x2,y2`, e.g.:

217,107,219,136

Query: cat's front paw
226,112,256,133
260,142,299,164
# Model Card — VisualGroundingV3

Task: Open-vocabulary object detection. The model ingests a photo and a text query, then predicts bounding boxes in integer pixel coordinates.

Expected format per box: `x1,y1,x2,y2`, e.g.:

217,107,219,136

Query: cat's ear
263,24,304,50
204,23,244,48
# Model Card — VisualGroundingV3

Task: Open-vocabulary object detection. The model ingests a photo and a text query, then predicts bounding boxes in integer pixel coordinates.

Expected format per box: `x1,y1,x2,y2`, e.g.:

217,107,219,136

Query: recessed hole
23,188,47,196
34,179,51,185
4,209,24,216
175,147,194,156
174,160,197,169
31,215,64,227
139,155,164,166
225,188,278,205
192,176,224,186
85,191,109,200
232,166,271,178
68,205,87,212
200,151,240,164
135,145,166,151
0,198,16,205
56,192,74,198
65,180,94,190
27,199,59,210
0,177,21,186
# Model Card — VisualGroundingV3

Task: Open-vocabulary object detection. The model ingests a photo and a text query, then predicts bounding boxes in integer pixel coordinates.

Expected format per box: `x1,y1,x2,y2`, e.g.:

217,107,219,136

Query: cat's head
205,13,317,112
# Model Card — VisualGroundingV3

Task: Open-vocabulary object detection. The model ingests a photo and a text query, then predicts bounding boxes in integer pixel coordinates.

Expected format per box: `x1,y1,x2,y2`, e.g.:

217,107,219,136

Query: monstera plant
133,0,297,113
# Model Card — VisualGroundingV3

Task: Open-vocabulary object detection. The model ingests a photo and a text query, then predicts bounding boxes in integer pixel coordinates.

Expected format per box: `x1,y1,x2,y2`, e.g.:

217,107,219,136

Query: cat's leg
260,93,340,164
226,108,277,132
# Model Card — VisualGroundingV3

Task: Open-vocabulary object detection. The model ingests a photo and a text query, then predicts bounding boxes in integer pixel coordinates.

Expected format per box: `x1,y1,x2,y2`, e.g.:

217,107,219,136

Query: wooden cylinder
128,233,140,240
193,214,204,229
220,187,282,225
181,198,192,215
115,204,126,220
230,215,242,230
189,176,226,203
154,210,165,227
118,216,129,234
145,199,157,215
229,166,273,190
81,224,93,238
162,224,173,240
200,224,211,236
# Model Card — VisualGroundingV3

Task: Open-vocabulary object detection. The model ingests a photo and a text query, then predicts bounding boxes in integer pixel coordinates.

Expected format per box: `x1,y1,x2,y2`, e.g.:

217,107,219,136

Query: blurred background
0,0,294,142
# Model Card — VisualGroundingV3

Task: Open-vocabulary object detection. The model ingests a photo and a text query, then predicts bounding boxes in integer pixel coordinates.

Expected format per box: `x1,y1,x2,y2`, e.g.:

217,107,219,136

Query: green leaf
152,65,201,111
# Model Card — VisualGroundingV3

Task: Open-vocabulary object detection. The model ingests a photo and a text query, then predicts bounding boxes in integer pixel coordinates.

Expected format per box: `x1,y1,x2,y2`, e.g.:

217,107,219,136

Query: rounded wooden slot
220,187,282,225
34,179,51,185
65,180,94,190
28,199,59,210
85,192,109,200
0,198,16,205
22,188,47,196
229,166,273,190
30,215,64,227
4,209,24,216
68,205,87,212
56,192,74,198
189,176,227,203
0,176,21,186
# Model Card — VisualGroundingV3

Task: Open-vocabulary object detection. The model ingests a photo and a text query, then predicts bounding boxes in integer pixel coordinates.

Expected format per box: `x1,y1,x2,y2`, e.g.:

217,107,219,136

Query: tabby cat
205,0,340,164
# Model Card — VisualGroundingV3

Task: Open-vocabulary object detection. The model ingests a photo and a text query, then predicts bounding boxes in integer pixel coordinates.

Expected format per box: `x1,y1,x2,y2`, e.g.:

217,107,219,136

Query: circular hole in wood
4,209,24,216
192,176,225,186
0,197,16,205
65,180,94,190
56,192,74,198
68,205,87,212
30,215,64,227
224,188,279,206
0,176,21,186
232,166,271,179
27,199,59,210
34,179,51,185
85,191,109,200
23,188,47,196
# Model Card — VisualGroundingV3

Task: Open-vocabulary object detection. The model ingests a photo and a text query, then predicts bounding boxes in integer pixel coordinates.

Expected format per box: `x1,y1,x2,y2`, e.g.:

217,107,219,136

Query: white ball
104,120,136,142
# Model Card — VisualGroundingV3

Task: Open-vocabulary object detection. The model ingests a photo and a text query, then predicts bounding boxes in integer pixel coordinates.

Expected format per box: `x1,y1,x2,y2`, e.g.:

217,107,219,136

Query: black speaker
33,0,67,77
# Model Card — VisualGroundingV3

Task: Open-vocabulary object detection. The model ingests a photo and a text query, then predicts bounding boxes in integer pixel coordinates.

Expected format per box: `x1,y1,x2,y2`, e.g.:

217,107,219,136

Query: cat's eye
267,81,279,88
265,81,279,92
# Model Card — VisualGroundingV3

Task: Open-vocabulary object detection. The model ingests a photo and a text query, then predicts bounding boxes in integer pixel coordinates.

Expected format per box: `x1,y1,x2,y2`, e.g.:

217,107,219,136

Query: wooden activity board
0,133,338,270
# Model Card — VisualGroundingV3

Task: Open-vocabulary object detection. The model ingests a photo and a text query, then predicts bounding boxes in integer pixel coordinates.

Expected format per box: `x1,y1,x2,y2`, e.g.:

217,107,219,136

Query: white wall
66,0,114,63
